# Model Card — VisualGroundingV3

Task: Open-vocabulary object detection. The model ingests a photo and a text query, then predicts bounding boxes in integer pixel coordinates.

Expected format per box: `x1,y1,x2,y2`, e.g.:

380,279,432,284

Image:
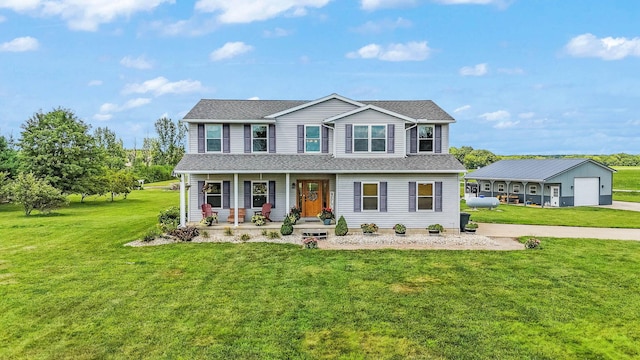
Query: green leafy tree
105,169,136,201
0,172,9,202
18,108,103,194
0,134,19,178
450,146,474,166
10,172,68,215
463,149,499,169
94,127,126,170
152,117,186,166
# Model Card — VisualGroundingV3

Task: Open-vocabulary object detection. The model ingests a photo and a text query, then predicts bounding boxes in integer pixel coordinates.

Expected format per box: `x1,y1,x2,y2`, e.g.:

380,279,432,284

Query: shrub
10,173,68,215
267,231,281,239
303,237,318,249
200,215,217,226
223,227,234,236
251,214,266,226
427,224,444,233
158,206,180,229
360,223,378,234
524,238,542,249
394,223,407,234
169,226,199,242
143,227,162,242
239,233,251,242
335,215,348,236
261,229,268,236
280,215,294,236
200,230,210,239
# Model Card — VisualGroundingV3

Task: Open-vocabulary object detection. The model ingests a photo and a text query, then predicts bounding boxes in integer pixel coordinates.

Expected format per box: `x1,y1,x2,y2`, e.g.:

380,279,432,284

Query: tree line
451,146,640,170
0,108,185,215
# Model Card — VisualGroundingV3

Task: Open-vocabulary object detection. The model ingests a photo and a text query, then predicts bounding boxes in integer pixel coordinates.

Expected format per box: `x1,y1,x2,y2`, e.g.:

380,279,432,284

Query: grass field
2,188,640,358
612,166,640,190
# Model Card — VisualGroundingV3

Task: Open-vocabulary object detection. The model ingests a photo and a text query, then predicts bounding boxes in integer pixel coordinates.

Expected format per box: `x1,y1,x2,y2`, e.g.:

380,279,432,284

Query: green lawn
613,166,640,190
462,202,640,228
2,190,640,358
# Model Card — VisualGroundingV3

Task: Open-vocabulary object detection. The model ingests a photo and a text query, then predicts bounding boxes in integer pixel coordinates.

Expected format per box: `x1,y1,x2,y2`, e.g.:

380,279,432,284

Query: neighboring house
173,93,466,230
464,159,615,207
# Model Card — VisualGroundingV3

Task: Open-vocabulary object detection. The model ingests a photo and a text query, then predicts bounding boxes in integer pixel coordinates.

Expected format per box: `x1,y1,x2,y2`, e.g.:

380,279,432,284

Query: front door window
298,180,328,217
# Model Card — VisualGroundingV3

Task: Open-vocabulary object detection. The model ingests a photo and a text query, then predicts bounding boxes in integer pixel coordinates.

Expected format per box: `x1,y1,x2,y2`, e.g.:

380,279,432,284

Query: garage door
574,178,599,206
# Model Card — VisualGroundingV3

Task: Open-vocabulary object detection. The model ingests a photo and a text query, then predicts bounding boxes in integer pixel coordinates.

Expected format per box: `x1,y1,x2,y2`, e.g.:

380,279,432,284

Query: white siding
333,109,407,158
335,173,461,230
188,123,198,154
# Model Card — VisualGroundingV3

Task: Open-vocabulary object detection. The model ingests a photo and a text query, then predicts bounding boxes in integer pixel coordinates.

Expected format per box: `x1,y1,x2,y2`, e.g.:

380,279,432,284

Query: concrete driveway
597,201,640,212
478,223,640,241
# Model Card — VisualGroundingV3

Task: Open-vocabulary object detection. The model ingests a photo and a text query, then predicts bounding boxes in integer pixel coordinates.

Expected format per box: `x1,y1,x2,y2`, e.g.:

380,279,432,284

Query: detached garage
464,159,616,207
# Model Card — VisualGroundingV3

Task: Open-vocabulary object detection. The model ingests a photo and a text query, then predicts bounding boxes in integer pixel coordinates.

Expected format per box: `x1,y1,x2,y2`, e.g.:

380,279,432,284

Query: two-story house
173,93,466,230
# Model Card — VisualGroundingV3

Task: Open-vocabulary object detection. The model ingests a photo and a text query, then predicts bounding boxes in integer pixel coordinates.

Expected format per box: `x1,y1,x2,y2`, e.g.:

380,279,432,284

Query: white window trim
513,184,521,193
529,184,538,194
305,125,321,153
483,182,491,192
417,124,434,153
361,181,380,211
251,124,268,153
497,183,505,192
353,124,387,153
203,181,223,209
417,181,435,212
251,181,268,209
205,124,222,153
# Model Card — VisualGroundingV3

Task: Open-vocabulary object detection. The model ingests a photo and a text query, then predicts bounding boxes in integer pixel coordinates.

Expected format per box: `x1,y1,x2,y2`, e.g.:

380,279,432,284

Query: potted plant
464,222,478,233
360,223,378,235
317,207,335,225
394,223,406,236
200,214,218,226
289,206,301,222
427,224,444,235
302,237,318,249
286,213,298,225
251,213,266,226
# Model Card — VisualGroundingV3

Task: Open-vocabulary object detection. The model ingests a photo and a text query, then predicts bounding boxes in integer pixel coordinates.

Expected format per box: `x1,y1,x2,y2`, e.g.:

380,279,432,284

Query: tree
105,169,136,201
152,117,186,166
94,127,126,170
463,149,500,169
0,134,19,178
0,172,9,202
10,172,67,215
18,108,103,194
450,146,474,166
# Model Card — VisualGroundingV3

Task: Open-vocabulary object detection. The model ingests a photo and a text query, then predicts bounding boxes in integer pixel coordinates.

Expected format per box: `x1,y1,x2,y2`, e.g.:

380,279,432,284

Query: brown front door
300,180,324,217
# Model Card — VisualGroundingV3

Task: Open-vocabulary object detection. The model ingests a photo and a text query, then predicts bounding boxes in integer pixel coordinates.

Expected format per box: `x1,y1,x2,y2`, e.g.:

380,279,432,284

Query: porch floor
191,218,335,231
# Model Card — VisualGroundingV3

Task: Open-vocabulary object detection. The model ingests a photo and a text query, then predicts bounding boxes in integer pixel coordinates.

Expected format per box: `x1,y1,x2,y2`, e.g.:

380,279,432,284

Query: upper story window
252,125,268,152
354,125,386,152
418,125,434,152
362,182,379,211
203,182,222,208
305,125,320,153
417,182,434,211
206,124,222,152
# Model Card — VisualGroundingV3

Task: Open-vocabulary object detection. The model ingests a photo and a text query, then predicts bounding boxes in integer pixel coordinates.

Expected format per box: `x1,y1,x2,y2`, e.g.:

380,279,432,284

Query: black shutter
268,181,276,208
223,124,230,153
435,181,443,212
408,181,416,212
197,124,205,153
244,124,251,153
380,182,387,212
435,125,442,154
269,124,276,153
322,126,329,153
387,124,394,154
244,181,251,209
409,126,417,154
198,181,205,208
354,181,361,212
223,181,230,209
345,124,352,153
297,125,304,153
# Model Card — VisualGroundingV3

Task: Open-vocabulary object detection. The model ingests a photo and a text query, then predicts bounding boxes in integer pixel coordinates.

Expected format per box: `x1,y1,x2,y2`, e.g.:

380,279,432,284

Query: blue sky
1,0,639,155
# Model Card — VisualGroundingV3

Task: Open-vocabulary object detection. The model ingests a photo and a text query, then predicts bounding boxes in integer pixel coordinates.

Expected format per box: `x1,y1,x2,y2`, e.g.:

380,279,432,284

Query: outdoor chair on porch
201,204,218,223
227,208,246,223
256,203,272,222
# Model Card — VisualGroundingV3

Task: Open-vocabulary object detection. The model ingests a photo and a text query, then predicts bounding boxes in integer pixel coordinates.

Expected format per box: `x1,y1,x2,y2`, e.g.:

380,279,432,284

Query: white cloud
479,110,510,121
360,0,416,10
94,97,152,120
454,105,471,113
346,41,430,61
352,17,412,34
195,0,330,23
210,41,253,61
0,36,39,52
565,33,640,60
459,63,488,76
0,0,173,31
518,112,535,119
263,27,292,37
248,96,260,100
93,113,112,121
122,77,204,96
88,80,103,86
120,55,153,70
494,120,519,129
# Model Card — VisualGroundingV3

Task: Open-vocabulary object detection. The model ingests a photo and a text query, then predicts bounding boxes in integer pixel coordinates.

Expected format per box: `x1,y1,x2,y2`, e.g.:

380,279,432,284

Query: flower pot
464,228,476,233
429,229,440,236
323,219,331,225
395,232,406,237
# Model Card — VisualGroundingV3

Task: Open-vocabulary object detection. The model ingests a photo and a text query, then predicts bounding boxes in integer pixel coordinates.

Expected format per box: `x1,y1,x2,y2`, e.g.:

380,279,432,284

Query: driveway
597,201,640,212
478,223,640,241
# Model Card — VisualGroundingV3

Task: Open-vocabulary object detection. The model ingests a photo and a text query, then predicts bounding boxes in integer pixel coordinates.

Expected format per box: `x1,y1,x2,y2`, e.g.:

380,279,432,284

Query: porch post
285,172,290,214
490,180,495,198
505,181,511,204
234,173,239,227
540,182,545,208
523,182,528,206
179,174,186,227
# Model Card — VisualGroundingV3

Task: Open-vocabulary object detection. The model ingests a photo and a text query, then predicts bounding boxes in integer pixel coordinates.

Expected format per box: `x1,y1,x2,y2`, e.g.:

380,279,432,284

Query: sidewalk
478,223,640,241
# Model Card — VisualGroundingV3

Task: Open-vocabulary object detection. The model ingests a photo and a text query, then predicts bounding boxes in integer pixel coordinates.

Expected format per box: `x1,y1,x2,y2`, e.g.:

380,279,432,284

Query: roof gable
465,159,615,182
323,104,416,123
265,93,364,119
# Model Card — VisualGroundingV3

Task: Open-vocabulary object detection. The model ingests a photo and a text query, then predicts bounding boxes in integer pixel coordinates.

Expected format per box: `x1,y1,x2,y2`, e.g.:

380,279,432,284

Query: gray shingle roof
464,159,614,182
183,98,454,121
174,154,465,174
